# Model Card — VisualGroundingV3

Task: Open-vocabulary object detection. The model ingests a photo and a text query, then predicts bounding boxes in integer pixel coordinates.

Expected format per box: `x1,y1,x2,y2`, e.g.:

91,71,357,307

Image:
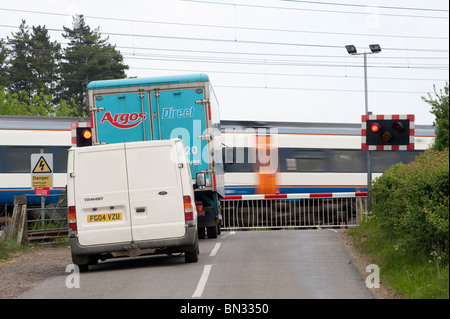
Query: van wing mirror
196,172,206,190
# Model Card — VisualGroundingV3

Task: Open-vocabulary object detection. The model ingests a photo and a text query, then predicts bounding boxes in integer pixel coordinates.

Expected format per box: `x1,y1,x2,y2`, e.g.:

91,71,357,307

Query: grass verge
348,215,449,299
0,237,30,262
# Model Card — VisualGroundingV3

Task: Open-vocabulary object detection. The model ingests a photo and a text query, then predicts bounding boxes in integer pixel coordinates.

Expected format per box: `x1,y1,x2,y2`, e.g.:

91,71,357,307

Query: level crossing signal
76,127,92,147
362,114,414,150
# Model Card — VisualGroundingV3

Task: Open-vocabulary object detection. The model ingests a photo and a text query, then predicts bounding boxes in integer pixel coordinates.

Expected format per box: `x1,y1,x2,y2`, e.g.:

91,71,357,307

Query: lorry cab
67,139,199,271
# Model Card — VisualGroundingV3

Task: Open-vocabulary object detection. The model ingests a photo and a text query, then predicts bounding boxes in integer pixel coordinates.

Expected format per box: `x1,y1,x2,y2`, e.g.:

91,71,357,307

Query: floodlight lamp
345,45,357,55
369,44,381,53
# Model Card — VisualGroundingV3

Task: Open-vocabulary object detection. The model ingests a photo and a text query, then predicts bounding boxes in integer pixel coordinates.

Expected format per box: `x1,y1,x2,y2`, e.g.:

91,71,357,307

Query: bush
371,149,449,258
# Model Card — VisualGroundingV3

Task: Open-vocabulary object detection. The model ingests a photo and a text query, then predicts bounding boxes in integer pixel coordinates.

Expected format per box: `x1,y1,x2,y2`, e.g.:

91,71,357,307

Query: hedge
371,149,449,258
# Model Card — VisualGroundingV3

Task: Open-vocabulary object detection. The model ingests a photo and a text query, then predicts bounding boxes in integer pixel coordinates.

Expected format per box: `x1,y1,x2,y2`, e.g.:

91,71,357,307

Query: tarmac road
17,229,374,299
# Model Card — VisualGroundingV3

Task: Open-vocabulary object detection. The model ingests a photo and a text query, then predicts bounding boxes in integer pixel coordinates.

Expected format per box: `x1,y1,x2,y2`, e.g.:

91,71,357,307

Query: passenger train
0,116,86,205
220,120,435,195
0,116,435,205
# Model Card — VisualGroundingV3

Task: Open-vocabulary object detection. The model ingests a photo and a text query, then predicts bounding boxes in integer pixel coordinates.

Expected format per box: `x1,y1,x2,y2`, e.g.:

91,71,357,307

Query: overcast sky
1,0,448,125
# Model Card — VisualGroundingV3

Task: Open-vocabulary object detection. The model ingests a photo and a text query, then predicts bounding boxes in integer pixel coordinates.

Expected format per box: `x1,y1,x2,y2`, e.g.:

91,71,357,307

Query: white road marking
220,231,236,239
192,265,212,298
209,243,222,257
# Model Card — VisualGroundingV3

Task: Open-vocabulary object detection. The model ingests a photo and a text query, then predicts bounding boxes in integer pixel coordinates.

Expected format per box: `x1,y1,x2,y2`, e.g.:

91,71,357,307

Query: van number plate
87,213,122,223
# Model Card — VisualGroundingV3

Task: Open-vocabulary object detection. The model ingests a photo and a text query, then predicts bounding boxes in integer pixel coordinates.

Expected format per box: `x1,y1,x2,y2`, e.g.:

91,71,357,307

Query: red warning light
83,129,92,140
370,123,380,133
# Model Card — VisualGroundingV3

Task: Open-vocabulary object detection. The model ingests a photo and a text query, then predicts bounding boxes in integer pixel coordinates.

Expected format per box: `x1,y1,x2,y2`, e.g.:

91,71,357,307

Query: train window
399,151,422,165
286,158,297,171
46,146,70,173
329,150,366,172
286,150,327,172
2,147,42,173
225,147,255,172
0,146,70,173
372,151,422,172
225,147,424,174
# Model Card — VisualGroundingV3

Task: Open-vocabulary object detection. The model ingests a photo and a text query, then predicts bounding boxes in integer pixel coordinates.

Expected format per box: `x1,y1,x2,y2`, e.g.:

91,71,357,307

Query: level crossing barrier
220,192,368,230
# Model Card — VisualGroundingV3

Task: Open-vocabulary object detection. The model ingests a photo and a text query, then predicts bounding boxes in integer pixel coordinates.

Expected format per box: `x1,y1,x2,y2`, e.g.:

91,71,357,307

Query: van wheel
185,237,199,263
78,264,89,272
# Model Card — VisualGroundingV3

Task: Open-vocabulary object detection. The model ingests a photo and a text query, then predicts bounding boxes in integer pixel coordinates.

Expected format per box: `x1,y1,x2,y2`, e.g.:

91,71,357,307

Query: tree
6,20,33,99
60,15,128,115
4,21,61,100
0,39,8,88
422,83,449,151
28,25,62,98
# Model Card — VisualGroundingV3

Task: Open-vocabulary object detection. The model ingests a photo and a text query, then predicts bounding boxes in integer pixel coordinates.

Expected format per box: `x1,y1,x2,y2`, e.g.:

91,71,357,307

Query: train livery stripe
222,192,368,201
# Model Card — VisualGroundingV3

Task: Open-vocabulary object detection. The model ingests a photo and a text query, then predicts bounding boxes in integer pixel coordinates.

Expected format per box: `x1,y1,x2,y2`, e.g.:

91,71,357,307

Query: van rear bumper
69,226,197,263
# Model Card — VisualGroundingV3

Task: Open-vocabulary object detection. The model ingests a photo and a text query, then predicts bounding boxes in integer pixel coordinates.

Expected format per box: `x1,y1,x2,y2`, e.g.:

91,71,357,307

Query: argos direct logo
100,112,147,129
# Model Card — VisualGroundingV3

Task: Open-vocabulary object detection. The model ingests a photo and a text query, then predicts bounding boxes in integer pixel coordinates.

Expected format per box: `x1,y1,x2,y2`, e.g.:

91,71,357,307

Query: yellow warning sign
32,156,52,173
32,175,53,188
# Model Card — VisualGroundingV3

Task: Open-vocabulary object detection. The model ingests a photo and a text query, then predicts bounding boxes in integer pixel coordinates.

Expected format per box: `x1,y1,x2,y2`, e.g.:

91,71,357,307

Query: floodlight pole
363,52,369,115
363,52,373,212
346,45,381,212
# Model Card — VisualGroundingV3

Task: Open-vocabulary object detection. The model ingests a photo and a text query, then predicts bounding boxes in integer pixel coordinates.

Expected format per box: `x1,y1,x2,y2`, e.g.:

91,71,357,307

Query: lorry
67,139,200,270
67,74,226,269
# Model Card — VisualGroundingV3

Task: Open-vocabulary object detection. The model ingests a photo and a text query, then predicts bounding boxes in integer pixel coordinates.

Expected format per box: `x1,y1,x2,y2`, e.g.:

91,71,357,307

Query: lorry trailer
86,74,224,239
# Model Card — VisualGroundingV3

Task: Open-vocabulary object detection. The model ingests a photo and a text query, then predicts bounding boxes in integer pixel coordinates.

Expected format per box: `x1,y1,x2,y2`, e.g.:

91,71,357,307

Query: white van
67,139,199,271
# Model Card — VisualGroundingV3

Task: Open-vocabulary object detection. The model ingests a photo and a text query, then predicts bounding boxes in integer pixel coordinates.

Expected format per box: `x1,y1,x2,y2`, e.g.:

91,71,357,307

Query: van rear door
125,140,186,241
74,143,133,246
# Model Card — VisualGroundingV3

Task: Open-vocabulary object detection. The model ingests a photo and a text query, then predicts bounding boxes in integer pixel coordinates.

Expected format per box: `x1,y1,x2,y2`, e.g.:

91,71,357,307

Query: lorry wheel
198,227,206,239
207,225,218,239
185,237,199,263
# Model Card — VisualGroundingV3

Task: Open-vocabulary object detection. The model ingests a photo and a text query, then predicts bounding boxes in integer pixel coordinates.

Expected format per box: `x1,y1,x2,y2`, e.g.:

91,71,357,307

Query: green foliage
422,83,449,151
4,20,34,97
0,39,8,88
60,15,128,115
0,87,79,117
0,237,30,262
1,15,128,117
371,149,449,258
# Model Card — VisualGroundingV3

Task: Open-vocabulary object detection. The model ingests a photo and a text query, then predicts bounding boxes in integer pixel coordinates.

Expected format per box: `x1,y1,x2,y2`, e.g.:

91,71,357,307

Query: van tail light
68,206,77,231
183,196,194,221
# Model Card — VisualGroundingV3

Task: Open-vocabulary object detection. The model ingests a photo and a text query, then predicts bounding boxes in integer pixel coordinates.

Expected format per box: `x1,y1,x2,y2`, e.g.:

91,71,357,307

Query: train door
255,130,279,194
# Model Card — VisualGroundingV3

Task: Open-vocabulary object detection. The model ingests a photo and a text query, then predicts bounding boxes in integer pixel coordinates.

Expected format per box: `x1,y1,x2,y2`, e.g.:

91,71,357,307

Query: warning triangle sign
32,156,52,173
